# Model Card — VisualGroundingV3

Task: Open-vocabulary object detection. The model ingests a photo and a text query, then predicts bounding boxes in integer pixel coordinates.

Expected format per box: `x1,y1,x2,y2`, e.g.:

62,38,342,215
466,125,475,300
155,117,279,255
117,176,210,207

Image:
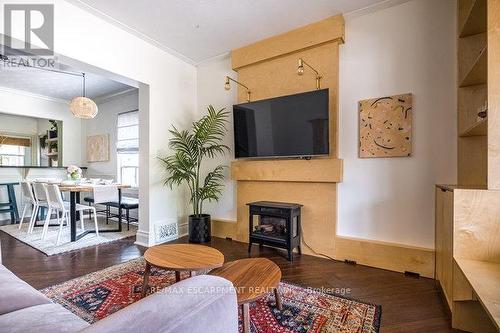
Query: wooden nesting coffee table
210,258,282,333
141,244,224,297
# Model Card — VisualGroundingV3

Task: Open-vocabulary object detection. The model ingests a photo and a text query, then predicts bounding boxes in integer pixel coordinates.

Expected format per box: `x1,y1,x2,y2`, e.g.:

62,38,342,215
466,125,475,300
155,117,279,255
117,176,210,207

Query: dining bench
83,197,138,230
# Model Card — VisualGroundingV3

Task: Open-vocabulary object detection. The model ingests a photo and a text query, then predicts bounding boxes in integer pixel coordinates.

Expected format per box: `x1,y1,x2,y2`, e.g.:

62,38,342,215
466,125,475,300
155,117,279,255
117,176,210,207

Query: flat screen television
233,89,329,159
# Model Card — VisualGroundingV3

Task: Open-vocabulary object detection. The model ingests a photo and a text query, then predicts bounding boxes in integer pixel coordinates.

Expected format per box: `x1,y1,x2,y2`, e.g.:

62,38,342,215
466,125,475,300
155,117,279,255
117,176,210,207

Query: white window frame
116,110,139,187
0,135,30,166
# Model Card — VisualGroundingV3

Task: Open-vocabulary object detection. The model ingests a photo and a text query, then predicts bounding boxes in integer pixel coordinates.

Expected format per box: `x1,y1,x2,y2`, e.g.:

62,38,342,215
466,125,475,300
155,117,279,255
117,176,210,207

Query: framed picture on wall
87,134,110,162
359,93,412,158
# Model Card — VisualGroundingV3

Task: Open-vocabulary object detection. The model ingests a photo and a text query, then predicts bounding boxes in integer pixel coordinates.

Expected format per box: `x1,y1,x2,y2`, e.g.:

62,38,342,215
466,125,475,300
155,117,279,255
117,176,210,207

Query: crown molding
196,52,231,67
344,0,414,19
94,87,138,104
64,0,197,66
0,86,69,104
58,0,414,67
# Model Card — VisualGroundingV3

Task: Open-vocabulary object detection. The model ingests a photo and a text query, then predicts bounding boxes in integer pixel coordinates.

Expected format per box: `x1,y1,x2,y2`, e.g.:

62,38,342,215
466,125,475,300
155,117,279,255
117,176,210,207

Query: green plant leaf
157,105,230,215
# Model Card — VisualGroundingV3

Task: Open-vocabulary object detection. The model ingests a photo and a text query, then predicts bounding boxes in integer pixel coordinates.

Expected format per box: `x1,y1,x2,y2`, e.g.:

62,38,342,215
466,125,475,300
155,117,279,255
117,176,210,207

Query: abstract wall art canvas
87,134,110,162
359,93,412,158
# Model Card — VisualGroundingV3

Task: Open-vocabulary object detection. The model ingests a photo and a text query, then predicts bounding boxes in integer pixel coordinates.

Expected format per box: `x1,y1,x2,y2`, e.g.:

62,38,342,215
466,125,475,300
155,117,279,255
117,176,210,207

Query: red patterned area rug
41,258,381,333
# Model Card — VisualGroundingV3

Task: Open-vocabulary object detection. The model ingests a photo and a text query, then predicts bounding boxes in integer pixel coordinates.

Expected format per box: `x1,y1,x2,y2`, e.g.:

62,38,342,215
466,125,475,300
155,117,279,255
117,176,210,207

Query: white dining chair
30,182,50,234
18,182,37,231
42,184,99,245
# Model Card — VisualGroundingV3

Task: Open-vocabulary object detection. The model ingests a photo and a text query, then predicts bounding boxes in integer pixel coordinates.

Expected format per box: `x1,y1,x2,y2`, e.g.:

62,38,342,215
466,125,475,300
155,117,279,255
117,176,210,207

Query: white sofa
0,245,238,333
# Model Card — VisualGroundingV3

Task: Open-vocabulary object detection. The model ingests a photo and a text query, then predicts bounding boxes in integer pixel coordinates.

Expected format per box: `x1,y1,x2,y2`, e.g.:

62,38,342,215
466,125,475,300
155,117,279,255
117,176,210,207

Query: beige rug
0,217,136,256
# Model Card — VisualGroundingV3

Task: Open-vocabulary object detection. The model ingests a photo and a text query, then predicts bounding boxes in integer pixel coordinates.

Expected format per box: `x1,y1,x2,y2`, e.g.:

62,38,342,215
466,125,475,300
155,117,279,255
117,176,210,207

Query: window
0,144,26,166
117,110,139,187
0,135,30,166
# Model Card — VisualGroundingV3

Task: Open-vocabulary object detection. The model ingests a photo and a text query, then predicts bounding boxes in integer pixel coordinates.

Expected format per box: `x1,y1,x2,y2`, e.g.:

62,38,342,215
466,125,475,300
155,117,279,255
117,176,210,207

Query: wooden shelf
460,47,487,87
436,184,486,192
231,158,343,183
454,258,500,331
459,118,487,137
459,0,487,38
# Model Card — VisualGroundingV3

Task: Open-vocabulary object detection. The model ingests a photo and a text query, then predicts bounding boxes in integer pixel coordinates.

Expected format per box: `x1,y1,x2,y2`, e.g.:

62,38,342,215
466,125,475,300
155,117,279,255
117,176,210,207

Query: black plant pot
188,214,211,243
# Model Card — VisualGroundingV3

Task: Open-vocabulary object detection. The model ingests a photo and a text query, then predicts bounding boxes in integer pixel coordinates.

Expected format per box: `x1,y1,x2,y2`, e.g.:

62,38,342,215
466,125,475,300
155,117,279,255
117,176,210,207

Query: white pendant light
69,73,98,119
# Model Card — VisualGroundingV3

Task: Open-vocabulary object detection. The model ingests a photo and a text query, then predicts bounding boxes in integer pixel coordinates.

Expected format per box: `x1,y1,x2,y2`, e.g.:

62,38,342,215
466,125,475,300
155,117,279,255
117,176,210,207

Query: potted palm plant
158,105,230,243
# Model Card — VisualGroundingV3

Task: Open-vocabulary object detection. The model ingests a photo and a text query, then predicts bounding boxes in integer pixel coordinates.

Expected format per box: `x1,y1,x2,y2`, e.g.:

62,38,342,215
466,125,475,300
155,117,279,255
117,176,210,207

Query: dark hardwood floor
0,230,457,332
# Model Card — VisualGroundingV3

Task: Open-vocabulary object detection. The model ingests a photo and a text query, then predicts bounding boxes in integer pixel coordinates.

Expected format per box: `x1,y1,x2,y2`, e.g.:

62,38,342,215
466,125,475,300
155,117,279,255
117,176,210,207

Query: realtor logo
4,4,54,56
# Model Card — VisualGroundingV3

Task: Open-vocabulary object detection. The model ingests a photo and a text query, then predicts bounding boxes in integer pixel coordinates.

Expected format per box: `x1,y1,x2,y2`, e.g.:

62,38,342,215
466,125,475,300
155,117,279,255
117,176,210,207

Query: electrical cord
299,223,337,261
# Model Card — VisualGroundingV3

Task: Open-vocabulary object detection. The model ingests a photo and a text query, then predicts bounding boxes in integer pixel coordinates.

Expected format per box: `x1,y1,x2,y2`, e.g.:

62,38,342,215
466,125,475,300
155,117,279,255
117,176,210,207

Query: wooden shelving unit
436,1,500,331
457,0,488,186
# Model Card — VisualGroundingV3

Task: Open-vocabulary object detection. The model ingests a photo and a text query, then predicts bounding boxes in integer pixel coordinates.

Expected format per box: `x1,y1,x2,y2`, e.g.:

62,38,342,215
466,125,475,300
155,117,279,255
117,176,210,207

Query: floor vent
344,259,357,265
404,271,420,278
155,222,178,243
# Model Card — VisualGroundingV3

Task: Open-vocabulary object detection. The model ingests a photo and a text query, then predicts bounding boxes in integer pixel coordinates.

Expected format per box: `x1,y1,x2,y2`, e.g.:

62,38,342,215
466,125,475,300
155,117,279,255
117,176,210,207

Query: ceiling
0,61,134,101
74,0,392,63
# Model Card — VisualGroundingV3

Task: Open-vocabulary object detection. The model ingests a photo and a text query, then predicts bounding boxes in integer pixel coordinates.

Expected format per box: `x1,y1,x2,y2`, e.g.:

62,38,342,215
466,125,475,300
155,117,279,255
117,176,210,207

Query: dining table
56,183,131,242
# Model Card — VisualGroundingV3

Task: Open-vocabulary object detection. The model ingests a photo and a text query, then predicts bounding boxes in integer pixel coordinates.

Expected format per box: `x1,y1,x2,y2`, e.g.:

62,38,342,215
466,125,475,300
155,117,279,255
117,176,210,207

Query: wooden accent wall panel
231,15,344,70
335,236,435,278
231,158,342,183
235,42,340,155
228,16,343,261
488,0,500,189
235,181,337,257
211,218,238,239
226,15,435,276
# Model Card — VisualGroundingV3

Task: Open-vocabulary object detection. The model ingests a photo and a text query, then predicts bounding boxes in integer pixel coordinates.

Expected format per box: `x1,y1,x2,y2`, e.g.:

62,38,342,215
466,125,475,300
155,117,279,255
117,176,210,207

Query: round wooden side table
209,258,282,333
141,244,224,297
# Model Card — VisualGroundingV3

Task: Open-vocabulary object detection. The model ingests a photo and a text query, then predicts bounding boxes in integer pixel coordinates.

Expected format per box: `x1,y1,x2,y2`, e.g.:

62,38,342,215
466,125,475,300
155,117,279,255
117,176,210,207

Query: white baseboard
135,221,188,247
178,222,188,238
134,230,150,247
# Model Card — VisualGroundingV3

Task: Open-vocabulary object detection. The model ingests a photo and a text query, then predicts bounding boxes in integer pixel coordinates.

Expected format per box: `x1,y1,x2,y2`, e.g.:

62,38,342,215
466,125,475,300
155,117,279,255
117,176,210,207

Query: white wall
1,0,197,245
0,89,82,165
338,0,457,248
0,113,38,135
82,90,139,179
196,55,237,220
195,0,457,249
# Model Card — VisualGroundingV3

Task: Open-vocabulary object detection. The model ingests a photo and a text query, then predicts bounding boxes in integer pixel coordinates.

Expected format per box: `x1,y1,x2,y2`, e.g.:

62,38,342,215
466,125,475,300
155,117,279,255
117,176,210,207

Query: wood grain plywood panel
453,189,500,263
454,258,500,330
335,236,435,278
458,136,487,186
358,94,412,158
452,300,497,332
233,181,337,257
231,15,344,70
211,219,238,239
231,158,342,183
435,188,454,308
458,84,487,135
488,0,500,189
458,33,487,85
459,0,487,37
458,0,476,36
236,42,340,156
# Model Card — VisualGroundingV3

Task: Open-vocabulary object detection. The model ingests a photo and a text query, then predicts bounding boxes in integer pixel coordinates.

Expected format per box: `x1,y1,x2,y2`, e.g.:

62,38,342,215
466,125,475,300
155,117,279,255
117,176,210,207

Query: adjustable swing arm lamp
297,58,322,90
225,76,251,102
